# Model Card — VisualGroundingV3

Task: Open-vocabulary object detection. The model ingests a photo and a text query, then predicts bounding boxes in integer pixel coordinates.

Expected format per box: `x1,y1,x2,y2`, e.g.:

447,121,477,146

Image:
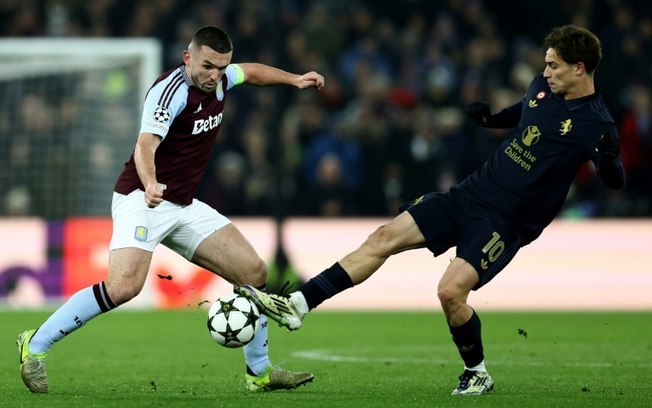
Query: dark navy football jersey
114,63,245,205
457,73,617,244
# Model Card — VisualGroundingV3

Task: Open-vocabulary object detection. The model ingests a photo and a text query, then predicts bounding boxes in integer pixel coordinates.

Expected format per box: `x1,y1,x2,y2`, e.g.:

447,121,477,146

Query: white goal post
0,38,161,101
0,38,161,217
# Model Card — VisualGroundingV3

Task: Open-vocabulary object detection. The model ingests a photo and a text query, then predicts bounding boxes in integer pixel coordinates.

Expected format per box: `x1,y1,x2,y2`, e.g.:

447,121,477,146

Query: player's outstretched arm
238,63,324,90
595,131,625,189
465,100,522,128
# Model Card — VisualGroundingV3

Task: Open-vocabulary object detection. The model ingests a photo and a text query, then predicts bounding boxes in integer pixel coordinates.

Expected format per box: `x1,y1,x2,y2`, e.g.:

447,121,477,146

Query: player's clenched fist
144,182,166,208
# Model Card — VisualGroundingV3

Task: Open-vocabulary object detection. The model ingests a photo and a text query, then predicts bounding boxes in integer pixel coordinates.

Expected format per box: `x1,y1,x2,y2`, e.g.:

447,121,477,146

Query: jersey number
481,232,505,262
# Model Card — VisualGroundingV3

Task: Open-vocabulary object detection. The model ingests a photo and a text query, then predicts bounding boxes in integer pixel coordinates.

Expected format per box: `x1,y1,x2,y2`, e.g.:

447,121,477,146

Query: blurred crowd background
1,0,651,219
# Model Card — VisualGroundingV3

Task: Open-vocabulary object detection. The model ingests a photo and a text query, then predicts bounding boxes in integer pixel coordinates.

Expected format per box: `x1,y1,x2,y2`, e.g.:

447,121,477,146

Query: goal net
0,38,161,218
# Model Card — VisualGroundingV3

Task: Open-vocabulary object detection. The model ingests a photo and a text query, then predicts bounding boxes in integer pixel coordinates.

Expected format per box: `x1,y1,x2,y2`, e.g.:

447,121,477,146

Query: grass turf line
1,310,650,407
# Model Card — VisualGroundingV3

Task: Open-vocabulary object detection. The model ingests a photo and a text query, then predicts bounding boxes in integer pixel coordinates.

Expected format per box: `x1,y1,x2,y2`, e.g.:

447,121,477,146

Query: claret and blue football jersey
115,63,245,205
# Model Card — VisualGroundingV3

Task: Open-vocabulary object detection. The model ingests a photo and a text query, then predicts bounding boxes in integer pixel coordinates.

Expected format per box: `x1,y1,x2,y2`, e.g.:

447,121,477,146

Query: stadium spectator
198,150,249,216
302,152,358,217
301,117,363,197
614,82,652,215
1,0,651,218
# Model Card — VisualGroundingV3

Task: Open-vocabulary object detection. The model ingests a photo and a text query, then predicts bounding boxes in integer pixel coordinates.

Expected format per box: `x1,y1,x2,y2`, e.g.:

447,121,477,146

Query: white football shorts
109,189,231,260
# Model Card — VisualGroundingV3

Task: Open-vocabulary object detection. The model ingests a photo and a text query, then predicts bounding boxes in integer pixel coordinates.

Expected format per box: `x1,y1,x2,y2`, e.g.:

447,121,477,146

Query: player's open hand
296,71,324,90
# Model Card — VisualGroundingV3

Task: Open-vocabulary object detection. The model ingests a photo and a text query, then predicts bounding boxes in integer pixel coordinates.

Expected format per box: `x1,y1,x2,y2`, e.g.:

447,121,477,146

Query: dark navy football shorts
402,189,522,290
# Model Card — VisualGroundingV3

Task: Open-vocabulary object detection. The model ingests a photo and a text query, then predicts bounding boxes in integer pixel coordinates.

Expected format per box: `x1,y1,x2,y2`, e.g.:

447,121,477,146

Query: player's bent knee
364,225,394,255
437,285,466,307
437,286,454,305
105,283,142,306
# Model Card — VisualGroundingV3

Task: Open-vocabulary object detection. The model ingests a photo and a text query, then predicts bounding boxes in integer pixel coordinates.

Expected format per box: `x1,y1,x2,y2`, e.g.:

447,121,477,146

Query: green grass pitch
2,309,650,407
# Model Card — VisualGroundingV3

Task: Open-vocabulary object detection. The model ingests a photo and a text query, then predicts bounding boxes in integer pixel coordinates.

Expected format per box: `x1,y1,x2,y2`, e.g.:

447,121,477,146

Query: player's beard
191,72,215,93
201,80,217,93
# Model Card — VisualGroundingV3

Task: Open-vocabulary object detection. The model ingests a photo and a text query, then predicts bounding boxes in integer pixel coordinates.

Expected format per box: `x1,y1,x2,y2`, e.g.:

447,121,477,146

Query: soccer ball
207,294,260,348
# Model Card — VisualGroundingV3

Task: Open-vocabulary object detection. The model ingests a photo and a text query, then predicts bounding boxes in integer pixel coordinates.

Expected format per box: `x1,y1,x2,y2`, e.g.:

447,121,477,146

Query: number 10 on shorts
482,232,505,262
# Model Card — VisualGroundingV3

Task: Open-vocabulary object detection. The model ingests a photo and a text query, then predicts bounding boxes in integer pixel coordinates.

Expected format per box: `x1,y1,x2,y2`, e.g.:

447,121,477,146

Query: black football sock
298,262,354,310
448,310,484,368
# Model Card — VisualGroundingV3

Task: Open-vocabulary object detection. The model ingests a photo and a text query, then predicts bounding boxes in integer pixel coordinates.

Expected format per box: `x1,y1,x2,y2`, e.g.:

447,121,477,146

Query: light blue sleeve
139,70,189,139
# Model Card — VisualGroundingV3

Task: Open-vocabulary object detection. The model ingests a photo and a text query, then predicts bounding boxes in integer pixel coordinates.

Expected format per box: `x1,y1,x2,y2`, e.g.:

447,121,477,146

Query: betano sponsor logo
192,113,223,135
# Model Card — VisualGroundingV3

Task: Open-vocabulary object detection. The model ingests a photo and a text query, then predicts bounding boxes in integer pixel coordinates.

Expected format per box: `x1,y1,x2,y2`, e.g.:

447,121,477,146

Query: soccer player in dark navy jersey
18,26,324,394
237,25,625,396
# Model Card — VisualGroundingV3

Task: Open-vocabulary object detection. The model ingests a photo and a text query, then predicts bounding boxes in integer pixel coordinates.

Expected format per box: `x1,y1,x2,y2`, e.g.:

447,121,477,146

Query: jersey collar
564,85,602,111
179,64,193,87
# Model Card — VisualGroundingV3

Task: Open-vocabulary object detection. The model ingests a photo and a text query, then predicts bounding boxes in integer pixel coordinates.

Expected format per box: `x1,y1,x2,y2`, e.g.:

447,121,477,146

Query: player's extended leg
438,258,494,396
238,211,426,330
17,247,152,393
191,224,313,391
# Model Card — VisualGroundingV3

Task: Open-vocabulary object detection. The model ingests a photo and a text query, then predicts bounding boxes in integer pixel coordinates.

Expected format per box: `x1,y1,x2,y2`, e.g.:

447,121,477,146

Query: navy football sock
449,310,484,368
299,262,354,310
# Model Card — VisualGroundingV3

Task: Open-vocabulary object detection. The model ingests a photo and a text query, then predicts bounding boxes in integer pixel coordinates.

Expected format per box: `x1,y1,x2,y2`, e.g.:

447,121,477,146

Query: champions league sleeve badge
153,106,171,123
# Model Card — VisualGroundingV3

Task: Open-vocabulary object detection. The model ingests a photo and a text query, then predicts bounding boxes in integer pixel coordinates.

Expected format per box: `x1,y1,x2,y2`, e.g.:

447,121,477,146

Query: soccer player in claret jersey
17,26,324,394
238,25,625,396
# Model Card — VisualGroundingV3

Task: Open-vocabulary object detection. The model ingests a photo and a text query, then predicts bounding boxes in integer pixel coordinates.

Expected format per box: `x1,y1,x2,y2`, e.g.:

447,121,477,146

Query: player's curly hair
543,25,602,74
189,26,233,54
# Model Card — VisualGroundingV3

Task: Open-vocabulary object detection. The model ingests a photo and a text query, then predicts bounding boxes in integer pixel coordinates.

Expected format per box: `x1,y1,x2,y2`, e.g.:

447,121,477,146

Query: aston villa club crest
134,226,148,242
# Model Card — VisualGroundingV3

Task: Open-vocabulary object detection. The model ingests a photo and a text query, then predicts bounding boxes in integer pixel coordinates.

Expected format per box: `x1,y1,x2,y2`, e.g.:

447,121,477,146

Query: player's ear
575,62,585,76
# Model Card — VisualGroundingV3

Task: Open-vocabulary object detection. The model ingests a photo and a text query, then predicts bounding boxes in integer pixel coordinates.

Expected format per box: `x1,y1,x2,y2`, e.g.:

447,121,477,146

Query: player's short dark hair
190,26,233,54
543,25,602,73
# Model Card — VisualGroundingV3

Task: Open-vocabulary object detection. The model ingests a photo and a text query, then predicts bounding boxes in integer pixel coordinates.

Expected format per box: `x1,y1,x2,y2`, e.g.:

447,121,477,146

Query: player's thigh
162,199,231,260
365,210,427,256
403,192,458,256
105,247,154,303
191,223,266,286
164,199,265,285
438,257,479,298
108,190,177,302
